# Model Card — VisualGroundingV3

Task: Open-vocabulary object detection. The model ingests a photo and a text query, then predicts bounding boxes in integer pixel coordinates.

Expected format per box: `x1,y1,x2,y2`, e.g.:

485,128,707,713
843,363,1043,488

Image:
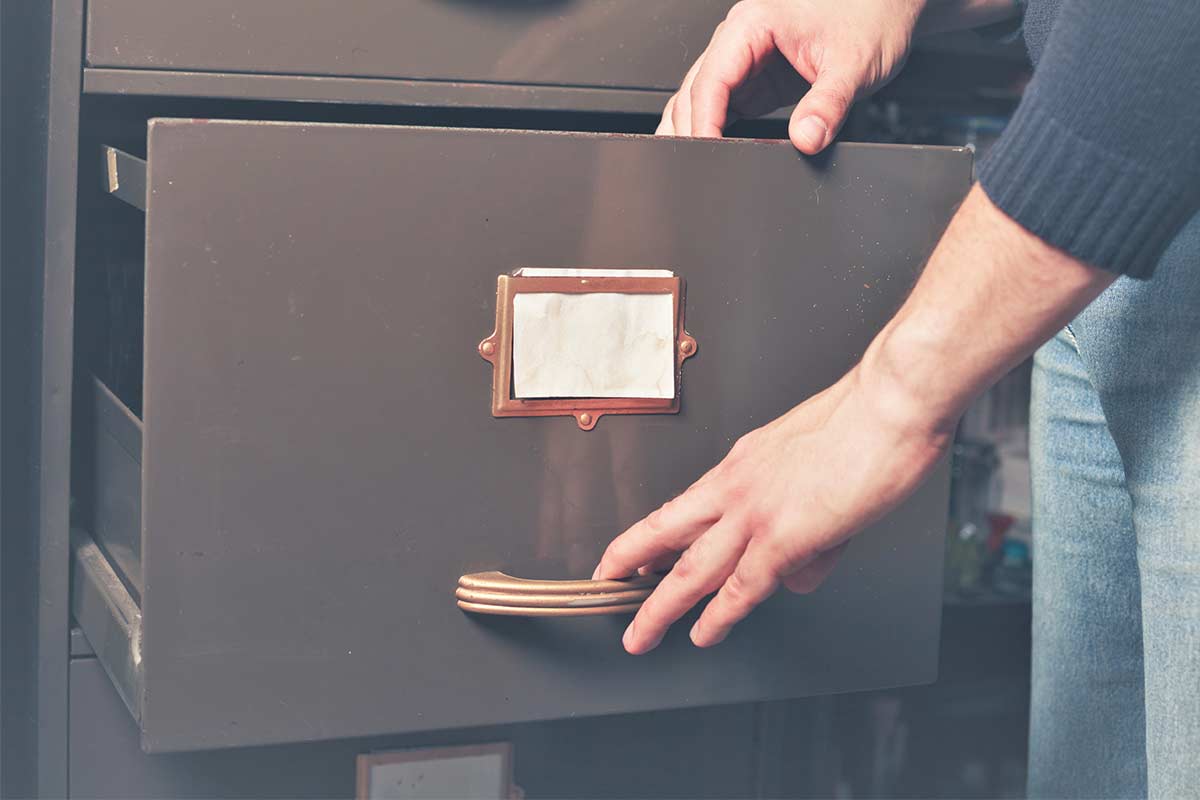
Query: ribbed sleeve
978,0,1200,279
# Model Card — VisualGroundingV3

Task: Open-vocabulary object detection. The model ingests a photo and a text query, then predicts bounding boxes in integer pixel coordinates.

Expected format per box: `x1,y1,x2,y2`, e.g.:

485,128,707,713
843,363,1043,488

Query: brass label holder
478,272,698,430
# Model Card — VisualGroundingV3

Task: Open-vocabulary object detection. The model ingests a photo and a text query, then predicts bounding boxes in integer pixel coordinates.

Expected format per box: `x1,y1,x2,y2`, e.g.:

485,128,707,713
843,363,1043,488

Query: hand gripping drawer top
77,120,971,752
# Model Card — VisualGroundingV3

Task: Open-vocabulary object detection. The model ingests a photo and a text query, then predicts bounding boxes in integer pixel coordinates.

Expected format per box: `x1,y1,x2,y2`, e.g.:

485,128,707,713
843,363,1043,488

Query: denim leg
1071,215,1200,799
1028,329,1147,799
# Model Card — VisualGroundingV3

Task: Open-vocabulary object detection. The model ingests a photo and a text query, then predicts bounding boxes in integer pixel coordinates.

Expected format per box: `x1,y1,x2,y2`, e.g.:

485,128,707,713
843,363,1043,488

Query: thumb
788,71,856,154
780,542,848,594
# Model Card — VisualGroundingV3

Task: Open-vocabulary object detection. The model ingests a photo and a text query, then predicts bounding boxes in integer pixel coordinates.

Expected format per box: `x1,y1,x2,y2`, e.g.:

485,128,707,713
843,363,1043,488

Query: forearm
915,0,1021,36
860,184,1115,440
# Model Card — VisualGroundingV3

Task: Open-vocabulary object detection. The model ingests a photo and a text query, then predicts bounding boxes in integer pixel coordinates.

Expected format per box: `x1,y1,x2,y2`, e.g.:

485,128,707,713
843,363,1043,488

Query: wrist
856,315,967,447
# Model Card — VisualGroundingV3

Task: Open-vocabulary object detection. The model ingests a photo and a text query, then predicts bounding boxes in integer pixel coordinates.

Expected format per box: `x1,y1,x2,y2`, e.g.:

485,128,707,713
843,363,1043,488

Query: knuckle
725,2,750,22
644,504,671,535
671,552,697,582
598,540,619,564
644,507,665,531
636,596,667,629
726,435,752,463
723,565,756,604
672,538,708,581
741,514,770,542
720,477,752,507
843,41,873,71
601,541,630,571
762,533,807,573
726,0,763,25
822,73,858,111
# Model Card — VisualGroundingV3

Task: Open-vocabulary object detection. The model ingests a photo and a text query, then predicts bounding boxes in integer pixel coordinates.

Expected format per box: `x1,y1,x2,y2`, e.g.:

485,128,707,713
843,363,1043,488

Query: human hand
657,0,925,152
593,364,951,655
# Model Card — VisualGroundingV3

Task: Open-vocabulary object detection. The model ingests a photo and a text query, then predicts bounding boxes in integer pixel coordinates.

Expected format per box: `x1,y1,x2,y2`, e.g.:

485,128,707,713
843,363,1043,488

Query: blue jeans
1028,214,1200,799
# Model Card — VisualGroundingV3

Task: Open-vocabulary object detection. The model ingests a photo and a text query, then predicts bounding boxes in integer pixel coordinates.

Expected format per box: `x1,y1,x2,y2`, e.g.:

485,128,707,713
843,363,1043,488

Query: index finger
622,518,747,654
656,94,678,135
689,24,771,137
594,481,722,580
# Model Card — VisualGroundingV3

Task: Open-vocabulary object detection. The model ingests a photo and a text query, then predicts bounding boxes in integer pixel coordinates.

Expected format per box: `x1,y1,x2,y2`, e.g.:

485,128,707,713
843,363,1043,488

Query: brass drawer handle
457,601,645,618
457,571,661,617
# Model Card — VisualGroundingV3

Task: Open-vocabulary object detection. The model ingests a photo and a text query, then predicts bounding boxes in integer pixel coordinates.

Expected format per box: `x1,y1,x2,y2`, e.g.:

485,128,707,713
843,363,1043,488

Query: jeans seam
1063,323,1081,351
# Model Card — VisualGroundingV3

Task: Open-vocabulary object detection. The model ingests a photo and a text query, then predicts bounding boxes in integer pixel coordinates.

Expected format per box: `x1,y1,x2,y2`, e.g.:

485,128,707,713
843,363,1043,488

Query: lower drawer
69,653,774,798
75,121,967,752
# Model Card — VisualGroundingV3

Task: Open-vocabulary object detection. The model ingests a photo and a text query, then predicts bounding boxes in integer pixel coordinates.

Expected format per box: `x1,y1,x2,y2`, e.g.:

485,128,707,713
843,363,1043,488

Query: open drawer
77,120,971,752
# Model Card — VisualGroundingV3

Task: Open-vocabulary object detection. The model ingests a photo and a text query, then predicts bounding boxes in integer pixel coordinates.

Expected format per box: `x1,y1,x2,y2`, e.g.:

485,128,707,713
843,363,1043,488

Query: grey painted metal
70,529,143,723
93,120,970,752
69,654,771,798
84,69,677,116
104,146,147,211
36,9,85,784
87,376,145,598
0,2,53,793
86,1,732,90
71,626,96,658
0,0,84,794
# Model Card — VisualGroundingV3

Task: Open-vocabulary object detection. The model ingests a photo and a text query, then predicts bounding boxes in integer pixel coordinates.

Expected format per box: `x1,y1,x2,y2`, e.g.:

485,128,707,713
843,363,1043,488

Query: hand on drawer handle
456,571,661,617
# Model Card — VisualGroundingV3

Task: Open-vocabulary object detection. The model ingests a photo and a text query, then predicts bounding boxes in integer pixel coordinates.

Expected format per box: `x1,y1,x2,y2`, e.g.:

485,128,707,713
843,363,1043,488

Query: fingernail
591,565,602,580
795,116,827,152
689,622,702,644
623,621,636,651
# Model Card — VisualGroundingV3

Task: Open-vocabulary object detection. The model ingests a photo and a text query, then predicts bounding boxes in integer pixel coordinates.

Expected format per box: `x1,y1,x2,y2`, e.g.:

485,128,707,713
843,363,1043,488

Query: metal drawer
69,653,773,797
86,1,732,96
77,120,970,752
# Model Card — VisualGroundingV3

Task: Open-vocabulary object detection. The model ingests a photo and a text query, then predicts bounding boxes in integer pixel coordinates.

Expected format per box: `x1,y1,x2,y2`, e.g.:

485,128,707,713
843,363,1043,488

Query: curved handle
457,571,661,617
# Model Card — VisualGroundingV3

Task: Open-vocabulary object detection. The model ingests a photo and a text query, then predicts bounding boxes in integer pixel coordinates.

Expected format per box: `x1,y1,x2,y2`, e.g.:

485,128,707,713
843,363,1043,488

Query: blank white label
512,291,675,399
366,753,506,799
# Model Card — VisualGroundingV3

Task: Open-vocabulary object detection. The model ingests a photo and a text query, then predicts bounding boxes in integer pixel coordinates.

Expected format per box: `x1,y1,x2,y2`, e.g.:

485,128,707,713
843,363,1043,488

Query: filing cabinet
8,1,975,793
76,119,970,752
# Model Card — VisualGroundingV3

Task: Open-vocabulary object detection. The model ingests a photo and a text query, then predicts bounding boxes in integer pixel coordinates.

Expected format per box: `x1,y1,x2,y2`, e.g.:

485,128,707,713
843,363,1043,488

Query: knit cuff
978,90,1198,279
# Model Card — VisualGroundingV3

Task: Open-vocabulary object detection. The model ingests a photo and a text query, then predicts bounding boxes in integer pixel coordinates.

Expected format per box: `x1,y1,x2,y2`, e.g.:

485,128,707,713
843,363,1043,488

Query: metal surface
456,571,660,609
69,529,143,724
125,120,968,751
70,626,97,658
0,0,83,794
83,69,678,116
457,601,643,618
86,1,732,90
68,655,772,798
458,571,661,595
104,145,147,211
87,376,144,598
455,588,653,609
479,274,697,429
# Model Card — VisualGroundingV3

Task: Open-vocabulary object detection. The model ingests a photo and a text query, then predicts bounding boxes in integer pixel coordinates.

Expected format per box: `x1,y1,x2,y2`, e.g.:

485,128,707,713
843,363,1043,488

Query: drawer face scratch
136,119,970,751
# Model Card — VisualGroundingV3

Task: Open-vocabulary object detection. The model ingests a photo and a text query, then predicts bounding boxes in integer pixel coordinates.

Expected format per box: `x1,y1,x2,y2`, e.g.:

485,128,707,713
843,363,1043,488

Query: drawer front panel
87,1,731,92
70,654,768,797
139,120,968,751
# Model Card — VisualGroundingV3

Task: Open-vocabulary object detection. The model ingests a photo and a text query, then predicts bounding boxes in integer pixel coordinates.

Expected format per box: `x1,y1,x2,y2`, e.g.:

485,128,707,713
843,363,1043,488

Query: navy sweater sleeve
977,0,1200,279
